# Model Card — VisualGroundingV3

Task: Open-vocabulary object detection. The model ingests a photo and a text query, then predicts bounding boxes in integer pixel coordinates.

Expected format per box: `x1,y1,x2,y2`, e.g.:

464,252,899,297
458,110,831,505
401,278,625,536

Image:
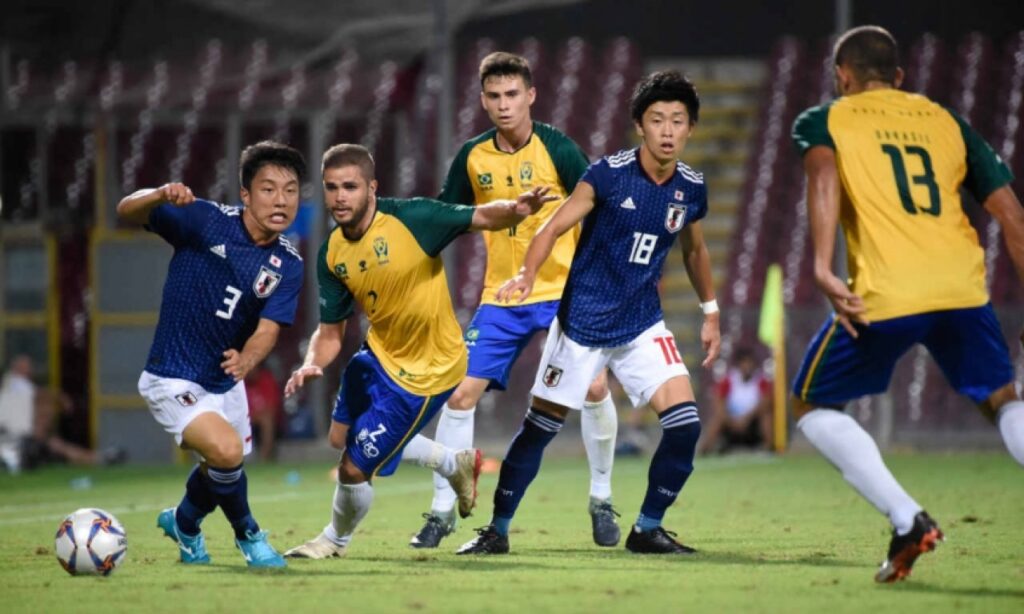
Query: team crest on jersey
253,266,282,298
373,237,389,265
542,365,563,387
477,172,493,190
334,263,349,279
174,392,198,407
519,161,534,186
665,203,688,233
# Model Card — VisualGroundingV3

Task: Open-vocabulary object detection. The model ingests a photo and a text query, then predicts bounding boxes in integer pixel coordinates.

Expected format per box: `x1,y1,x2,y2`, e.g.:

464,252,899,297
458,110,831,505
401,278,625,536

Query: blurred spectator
246,360,284,461
0,355,125,471
699,347,773,454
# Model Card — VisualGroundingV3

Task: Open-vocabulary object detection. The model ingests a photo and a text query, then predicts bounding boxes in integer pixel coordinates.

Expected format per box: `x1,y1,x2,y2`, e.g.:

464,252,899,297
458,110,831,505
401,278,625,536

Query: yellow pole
772,310,787,452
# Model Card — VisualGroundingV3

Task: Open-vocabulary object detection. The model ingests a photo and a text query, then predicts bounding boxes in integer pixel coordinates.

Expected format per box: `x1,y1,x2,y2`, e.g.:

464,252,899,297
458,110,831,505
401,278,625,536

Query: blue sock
175,465,218,536
491,408,564,535
637,403,701,532
206,463,260,540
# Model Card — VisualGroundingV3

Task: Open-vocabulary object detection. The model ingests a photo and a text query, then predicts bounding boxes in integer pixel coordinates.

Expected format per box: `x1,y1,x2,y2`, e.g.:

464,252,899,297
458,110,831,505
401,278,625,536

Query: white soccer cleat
447,448,483,519
283,532,347,559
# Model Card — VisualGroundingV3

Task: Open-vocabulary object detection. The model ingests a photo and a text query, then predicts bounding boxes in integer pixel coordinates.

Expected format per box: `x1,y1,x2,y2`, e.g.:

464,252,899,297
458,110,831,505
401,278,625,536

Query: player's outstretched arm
496,181,597,303
284,322,346,398
680,221,721,367
983,185,1024,347
804,146,867,337
116,183,195,225
469,186,560,232
221,318,281,382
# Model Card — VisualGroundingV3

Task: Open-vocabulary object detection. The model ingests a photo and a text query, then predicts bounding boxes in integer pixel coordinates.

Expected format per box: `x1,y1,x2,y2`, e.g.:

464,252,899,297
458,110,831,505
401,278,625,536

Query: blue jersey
144,199,303,393
558,149,707,347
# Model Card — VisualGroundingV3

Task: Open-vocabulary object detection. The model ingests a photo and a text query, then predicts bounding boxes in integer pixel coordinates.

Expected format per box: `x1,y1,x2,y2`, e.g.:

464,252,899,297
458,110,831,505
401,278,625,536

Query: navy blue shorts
792,304,1014,406
332,347,454,477
465,301,560,391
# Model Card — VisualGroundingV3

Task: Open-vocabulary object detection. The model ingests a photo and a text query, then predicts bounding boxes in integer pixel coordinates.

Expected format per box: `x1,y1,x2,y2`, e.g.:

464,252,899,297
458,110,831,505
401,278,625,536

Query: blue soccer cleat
235,530,287,568
157,507,211,564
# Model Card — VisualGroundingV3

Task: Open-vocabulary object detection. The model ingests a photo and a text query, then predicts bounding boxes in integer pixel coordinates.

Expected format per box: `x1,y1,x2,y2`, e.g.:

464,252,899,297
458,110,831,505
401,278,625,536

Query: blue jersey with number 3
144,199,303,393
558,149,707,347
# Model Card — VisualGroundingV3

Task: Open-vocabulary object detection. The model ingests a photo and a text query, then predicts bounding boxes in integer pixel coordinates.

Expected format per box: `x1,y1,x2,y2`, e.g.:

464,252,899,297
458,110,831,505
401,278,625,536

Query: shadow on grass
889,581,1024,599
203,555,551,576
527,547,863,569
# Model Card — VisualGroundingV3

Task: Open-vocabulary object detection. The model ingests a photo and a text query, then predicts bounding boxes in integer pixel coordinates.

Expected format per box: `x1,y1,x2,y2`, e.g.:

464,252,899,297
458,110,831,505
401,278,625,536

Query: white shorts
531,319,690,410
137,371,253,455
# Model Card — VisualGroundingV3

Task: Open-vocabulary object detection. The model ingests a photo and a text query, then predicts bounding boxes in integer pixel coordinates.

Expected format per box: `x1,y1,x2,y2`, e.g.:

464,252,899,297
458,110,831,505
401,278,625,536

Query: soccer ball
54,508,128,576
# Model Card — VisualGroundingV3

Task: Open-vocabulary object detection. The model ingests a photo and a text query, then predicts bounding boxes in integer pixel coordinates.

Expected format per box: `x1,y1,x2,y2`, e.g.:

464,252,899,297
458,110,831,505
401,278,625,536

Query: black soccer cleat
625,526,697,554
409,512,455,549
589,498,621,547
875,511,944,583
455,525,510,555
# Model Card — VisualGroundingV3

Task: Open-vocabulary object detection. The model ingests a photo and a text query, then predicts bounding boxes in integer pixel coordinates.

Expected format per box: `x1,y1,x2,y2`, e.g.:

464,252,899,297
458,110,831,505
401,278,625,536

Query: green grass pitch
1,452,1022,613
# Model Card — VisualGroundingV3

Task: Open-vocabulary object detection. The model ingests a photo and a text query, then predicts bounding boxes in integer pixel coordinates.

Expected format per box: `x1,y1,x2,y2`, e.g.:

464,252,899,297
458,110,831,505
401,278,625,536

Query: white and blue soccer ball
54,508,128,576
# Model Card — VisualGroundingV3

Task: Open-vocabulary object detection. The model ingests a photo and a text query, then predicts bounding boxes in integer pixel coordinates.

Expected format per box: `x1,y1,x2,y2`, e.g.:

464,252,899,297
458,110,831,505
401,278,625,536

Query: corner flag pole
758,264,787,452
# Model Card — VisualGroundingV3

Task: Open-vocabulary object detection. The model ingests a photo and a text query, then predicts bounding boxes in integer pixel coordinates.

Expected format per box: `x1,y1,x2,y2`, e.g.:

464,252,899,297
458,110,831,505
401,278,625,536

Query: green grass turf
1,452,1022,613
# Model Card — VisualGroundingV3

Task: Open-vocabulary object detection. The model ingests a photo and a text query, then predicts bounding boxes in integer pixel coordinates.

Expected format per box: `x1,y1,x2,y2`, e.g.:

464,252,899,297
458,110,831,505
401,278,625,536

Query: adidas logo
210,244,226,258
620,197,636,210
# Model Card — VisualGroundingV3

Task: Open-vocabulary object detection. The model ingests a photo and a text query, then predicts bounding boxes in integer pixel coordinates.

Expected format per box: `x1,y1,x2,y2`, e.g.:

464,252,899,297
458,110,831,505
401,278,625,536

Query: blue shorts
332,346,454,477
465,301,560,391
792,304,1014,406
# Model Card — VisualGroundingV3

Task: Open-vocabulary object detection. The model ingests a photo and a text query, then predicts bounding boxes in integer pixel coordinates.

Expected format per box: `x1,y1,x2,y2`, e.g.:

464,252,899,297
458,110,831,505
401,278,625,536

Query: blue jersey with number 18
144,199,303,393
558,148,707,348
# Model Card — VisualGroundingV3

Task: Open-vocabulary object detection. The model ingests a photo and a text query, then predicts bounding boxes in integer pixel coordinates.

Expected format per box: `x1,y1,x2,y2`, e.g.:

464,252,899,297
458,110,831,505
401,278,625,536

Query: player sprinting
407,51,622,550
117,141,307,568
459,70,721,555
281,144,558,559
790,25,1024,582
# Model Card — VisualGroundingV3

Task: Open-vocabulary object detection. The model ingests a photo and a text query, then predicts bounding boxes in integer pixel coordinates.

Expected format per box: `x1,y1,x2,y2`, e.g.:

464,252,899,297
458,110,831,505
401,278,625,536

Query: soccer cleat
589,498,621,547
455,525,510,555
283,532,347,559
447,448,483,519
409,512,455,549
235,530,287,568
624,526,697,554
875,511,944,583
156,507,210,564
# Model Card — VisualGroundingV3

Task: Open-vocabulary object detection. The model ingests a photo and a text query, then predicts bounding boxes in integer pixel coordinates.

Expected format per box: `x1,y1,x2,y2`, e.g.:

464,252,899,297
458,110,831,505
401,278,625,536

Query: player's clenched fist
285,365,323,398
160,182,195,206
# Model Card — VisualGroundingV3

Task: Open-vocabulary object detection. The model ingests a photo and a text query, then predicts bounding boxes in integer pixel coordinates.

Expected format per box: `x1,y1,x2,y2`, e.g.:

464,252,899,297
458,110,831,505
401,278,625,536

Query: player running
407,51,622,549
459,70,720,555
790,25,1024,582
282,144,558,559
118,141,306,568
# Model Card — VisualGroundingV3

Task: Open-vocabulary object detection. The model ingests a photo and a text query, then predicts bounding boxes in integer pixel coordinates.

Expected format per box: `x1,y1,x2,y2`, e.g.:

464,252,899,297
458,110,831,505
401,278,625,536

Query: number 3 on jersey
629,232,658,264
216,285,242,320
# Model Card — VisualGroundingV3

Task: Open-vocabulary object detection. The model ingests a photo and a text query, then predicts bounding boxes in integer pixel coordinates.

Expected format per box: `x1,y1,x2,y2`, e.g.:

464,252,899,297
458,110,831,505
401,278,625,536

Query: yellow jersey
317,198,475,395
438,121,588,306
793,89,1013,320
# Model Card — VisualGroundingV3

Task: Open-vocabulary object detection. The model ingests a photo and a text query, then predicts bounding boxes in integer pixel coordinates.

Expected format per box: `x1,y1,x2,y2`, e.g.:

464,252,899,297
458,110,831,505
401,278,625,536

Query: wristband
700,299,719,315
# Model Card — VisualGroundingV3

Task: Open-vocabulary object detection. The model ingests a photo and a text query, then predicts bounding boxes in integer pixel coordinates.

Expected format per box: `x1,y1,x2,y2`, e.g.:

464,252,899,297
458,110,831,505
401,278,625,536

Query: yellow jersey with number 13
793,88,1013,321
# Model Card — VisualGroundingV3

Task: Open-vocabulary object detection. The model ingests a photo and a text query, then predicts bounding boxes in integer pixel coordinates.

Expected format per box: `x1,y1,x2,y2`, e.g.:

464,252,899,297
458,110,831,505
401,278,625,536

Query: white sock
997,400,1024,465
798,409,921,534
402,434,458,476
431,405,475,512
323,481,374,546
582,394,617,501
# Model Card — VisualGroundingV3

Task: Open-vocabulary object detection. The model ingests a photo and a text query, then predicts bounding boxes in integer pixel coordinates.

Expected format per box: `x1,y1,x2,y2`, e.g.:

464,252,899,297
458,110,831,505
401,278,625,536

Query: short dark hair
239,141,306,190
479,51,532,89
321,143,375,182
629,70,700,125
833,25,900,85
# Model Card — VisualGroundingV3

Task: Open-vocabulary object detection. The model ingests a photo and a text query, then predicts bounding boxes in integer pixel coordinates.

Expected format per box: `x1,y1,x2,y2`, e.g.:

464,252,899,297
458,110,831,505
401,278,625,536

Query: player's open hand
515,186,559,216
160,182,195,206
284,365,323,398
496,271,535,304
220,349,254,382
815,271,868,338
700,312,721,368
